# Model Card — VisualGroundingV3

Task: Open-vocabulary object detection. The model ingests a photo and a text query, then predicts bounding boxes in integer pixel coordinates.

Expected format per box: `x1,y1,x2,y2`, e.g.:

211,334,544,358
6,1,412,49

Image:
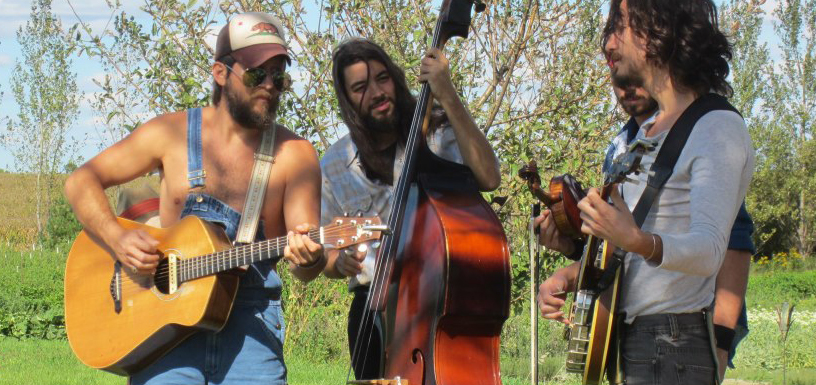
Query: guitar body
64,216,239,375
382,171,511,385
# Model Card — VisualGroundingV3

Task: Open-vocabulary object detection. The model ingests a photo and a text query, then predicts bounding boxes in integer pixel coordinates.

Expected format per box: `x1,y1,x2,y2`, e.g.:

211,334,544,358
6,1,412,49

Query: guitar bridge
110,262,123,314
168,252,178,294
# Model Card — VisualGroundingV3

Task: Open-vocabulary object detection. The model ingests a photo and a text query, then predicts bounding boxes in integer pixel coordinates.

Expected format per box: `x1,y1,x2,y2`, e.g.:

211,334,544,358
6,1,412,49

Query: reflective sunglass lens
242,68,267,88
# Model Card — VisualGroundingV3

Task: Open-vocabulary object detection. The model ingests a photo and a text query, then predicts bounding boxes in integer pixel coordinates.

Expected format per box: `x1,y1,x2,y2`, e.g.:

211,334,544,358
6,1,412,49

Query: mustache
369,94,391,110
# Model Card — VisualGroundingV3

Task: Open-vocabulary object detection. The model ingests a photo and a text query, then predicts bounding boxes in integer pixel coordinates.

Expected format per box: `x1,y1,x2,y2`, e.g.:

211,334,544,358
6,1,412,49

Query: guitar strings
114,223,371,295
115,225,348,294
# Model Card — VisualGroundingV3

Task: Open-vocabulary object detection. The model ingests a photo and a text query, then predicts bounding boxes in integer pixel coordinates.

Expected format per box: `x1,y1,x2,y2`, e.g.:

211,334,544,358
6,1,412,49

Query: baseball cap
215,12,291,68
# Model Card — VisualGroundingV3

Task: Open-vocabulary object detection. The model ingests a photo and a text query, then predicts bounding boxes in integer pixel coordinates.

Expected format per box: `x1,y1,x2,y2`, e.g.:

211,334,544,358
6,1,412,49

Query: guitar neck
177,230,321,283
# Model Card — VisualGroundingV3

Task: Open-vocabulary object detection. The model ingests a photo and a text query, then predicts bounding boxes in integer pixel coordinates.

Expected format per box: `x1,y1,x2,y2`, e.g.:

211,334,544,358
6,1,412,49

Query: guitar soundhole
153,259,171,294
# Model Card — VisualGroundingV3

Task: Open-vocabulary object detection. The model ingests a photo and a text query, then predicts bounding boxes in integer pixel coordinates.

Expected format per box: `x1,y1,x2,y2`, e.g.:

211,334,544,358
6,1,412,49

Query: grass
0,337,360,385
0,337,121,385
0,337,581,385
725,366,816,385
7,335,810,385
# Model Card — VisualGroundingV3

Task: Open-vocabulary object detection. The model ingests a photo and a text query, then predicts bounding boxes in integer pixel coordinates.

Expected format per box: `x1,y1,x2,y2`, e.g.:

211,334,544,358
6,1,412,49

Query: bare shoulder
129,110,188,143
273,124,319,167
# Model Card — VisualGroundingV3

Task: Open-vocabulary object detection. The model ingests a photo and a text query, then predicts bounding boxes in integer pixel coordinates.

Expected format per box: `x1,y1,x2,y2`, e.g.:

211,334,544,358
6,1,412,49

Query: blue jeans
130,297,287,385
621,312,717,385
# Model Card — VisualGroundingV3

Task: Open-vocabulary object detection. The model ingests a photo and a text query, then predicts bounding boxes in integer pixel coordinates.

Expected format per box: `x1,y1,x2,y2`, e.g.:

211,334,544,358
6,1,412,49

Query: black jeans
621,312,717,385
348,287,382,380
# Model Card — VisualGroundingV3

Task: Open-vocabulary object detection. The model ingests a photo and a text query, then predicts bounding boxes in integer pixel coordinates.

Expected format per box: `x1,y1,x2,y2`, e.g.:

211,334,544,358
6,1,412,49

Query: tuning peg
371,241,381,249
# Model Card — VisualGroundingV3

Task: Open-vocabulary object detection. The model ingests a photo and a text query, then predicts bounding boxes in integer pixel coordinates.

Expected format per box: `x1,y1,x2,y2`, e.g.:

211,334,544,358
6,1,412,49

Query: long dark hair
331,38,417,185
603,0,733,97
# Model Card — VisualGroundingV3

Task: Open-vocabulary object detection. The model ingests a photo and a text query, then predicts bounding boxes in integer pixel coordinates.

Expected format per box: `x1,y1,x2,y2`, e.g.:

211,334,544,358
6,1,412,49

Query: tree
719,0,785,256
3,0,81,238
765,0,816,256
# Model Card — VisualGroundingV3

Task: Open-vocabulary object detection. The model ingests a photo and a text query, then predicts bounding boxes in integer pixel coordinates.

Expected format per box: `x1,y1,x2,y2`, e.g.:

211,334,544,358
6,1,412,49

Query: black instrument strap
595,94,740,292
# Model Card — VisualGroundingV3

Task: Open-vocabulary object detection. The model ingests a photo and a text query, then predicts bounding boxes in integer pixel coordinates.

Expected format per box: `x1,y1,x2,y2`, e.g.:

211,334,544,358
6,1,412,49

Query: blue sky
0,0,784,171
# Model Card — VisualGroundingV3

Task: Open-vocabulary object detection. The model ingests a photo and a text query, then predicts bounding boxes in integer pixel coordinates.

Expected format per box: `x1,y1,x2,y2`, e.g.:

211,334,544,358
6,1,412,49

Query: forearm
321,249,346,279
289,256,328,282
554,261,581,292
64,167,123,246
714,249,751,328
436,93,501,191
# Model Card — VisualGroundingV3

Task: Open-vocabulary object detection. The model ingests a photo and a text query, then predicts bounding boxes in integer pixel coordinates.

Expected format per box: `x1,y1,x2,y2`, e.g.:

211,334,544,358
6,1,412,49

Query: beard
619,89,658,118
224,81,279,130
360,95,400,134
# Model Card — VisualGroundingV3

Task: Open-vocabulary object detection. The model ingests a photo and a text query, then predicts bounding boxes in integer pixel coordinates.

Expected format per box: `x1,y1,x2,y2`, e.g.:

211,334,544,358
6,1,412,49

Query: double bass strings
348,16,445,382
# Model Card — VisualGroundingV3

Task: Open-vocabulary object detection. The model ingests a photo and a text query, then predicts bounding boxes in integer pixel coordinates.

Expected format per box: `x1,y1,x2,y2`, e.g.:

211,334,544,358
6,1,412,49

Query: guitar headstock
604,138,657,185
323,217,388,250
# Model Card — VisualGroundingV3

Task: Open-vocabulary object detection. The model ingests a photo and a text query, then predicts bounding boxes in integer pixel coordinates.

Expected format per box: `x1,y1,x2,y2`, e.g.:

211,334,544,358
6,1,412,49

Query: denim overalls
130,108,287,385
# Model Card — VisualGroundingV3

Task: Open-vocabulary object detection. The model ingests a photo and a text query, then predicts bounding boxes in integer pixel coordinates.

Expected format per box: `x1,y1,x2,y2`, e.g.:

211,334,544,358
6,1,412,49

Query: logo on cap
250,23,279,37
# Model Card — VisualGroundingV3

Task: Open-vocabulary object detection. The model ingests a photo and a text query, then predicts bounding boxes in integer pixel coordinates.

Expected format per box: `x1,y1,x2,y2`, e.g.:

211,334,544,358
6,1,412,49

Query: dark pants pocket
675,363,716,385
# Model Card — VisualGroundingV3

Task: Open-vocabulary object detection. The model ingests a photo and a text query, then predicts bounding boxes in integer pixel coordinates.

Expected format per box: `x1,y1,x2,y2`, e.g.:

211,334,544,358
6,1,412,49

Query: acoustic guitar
64,215,384,375
564,138,654,385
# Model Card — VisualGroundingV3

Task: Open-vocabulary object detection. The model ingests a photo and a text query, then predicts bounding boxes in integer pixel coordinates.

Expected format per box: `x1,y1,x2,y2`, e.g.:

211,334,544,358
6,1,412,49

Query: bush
747,270,816,310
0,245,67,339
39,194,82,250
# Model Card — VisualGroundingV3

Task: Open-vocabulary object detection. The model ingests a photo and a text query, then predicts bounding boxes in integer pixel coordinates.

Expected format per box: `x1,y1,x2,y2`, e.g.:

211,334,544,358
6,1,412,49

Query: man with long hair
320,38,501,379
66,13,324,384
536,1,754,384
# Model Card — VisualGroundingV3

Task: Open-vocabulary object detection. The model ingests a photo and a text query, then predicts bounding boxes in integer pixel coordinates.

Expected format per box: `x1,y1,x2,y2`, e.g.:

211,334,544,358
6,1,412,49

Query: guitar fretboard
176,230,321,282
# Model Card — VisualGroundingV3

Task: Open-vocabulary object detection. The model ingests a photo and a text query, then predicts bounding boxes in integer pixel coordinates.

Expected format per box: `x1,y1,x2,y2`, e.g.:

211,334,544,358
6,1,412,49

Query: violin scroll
518,160,586,240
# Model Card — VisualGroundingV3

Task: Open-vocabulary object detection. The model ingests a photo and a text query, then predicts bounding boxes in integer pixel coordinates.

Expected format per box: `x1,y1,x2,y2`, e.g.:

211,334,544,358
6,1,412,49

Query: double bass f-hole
518,160,586,240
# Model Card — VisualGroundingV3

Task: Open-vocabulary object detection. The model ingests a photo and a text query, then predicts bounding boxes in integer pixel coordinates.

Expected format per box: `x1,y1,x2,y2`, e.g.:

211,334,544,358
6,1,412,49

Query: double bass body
382,152,511,385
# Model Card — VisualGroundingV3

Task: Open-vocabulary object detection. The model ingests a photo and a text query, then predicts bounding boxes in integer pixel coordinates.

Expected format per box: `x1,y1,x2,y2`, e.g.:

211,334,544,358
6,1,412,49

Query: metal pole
529,203,541,385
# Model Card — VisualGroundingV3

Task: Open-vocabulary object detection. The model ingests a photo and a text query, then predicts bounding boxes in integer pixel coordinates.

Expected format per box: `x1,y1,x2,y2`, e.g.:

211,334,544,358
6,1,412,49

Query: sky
0,0,786,171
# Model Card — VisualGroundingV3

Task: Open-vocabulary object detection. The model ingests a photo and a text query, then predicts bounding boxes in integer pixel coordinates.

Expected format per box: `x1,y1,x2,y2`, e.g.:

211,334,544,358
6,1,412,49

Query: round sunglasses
223,63,292,92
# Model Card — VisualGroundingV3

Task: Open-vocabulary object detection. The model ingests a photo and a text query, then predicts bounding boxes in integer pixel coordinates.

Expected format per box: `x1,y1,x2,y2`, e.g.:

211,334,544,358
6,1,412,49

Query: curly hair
602,0,733,97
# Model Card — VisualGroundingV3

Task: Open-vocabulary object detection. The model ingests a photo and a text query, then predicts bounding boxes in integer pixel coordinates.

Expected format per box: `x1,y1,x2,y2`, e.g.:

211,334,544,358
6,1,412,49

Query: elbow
478,161,502,192
64,169,84,204
660,233,725,277
479,174,501,192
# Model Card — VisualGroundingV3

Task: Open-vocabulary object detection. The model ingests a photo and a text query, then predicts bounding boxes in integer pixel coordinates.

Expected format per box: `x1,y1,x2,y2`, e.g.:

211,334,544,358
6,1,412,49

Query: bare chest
158,142,285,234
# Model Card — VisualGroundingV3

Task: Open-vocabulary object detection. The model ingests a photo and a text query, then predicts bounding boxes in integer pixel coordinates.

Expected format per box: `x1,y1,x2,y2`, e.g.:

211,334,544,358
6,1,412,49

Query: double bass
351,1,511,384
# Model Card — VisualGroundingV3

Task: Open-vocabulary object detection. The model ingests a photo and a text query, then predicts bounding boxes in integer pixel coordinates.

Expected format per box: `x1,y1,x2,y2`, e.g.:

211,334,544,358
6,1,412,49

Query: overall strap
187,108,206,190
234,126,278,244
